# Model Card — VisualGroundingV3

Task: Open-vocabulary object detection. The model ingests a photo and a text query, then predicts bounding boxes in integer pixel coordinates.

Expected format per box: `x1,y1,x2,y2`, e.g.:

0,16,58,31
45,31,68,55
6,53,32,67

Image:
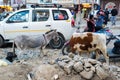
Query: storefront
100,0,120,15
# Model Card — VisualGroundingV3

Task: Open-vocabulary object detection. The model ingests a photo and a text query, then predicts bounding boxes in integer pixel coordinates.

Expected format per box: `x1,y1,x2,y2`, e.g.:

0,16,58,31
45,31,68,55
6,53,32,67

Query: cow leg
100,48,109,65
95,50,100,60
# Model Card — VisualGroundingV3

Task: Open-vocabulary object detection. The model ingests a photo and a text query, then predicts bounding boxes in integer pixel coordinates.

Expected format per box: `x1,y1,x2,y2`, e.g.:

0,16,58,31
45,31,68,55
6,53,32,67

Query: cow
68,32,109,64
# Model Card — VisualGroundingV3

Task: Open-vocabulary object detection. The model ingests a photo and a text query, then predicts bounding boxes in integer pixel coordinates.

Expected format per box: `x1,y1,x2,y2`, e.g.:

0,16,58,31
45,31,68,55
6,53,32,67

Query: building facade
101,0,120,15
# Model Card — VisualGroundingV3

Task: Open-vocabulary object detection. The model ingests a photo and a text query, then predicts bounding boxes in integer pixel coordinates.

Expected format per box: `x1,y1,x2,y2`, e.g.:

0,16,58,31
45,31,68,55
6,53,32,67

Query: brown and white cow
69,32,109,64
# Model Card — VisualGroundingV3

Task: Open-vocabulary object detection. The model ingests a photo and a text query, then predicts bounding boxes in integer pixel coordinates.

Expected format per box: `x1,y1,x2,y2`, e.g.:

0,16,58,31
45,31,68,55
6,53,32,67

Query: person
85,15,95,32
70,9,75,15
111,6,118,25
104,8,109,25
95,12,104,32
58,13,64,19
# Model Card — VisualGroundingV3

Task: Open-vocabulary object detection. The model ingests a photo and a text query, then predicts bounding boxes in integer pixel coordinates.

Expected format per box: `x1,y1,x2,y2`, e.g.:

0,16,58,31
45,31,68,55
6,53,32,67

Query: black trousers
95,26,102,32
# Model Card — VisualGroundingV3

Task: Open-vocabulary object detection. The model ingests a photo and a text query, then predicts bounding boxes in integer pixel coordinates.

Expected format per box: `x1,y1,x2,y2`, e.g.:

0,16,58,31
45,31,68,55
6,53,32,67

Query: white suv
0,7,75,48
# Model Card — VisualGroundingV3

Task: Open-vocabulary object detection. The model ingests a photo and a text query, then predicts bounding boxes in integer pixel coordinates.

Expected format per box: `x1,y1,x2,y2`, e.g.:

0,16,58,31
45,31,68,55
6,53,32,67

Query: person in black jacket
111,6,118,25
84,15,95,32
104,8,109,25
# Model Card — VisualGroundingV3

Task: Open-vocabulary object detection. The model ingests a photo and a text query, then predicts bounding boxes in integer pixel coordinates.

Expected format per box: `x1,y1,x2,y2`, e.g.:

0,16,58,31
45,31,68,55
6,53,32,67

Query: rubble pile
30,54,120,80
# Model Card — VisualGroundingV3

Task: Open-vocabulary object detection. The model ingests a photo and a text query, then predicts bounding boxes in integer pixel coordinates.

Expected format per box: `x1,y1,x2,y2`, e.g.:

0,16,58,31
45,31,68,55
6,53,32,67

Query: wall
101,0,120,15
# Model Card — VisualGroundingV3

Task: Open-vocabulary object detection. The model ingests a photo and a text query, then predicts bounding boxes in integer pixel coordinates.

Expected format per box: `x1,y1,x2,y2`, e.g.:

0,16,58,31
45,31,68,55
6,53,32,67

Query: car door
29,9,51,35
3,10,30,40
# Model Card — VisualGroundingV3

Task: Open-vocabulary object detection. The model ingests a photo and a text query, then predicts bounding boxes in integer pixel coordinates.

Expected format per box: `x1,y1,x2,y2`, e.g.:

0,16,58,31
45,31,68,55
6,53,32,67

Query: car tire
49,34,65,49
0,36,4,47
62,43,71,55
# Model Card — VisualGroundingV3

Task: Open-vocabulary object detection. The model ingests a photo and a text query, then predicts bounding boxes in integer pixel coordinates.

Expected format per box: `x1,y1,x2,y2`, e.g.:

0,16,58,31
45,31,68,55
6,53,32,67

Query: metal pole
75,0,81,27
92,0,94,14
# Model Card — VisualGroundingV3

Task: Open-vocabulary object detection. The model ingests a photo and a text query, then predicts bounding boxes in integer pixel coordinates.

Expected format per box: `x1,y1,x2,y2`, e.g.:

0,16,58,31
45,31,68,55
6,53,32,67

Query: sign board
26,0,38,3
39,0,52,3
105,2,115,11
52,0,73,4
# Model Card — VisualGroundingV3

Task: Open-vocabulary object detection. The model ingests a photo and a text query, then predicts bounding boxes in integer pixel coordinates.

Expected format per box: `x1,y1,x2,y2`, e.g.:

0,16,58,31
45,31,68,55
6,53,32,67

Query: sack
112,40,120,54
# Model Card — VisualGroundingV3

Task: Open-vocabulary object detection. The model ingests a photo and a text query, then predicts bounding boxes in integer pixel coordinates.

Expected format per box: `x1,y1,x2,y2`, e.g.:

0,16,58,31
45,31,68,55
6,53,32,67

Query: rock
96,65,109,80
84,62,92,68
73,55,81,62
51,74,59,80
109,65,118,72
48,60,56,65
92,74,101,80
91,66,96,72
0,59,8,66
113,72,118,76
68,52,75,58
102,63,110,71
84,67,91,72
57,61,67,69
60,56,72,61
88,59,98,65
64,61,74,74
117,68,120,72
80,70,94,80
73,62,83,73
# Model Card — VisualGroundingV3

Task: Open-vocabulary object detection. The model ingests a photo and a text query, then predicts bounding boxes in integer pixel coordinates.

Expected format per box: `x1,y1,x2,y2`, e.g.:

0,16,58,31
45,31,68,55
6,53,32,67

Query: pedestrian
84,15,95,32
70,9,75,15
104,8,109,25
111,6,118,25
95,12,104,32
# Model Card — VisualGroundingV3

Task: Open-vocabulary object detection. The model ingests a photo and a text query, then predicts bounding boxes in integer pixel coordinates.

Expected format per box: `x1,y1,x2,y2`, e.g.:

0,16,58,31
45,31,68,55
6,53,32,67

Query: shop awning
0,5,13,11
82,3,91,8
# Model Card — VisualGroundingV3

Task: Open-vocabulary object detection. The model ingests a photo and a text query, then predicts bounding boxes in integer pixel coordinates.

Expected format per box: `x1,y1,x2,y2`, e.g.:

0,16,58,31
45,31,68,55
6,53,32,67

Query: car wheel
49,34,65,49
0,36,4,47
62,43,71,55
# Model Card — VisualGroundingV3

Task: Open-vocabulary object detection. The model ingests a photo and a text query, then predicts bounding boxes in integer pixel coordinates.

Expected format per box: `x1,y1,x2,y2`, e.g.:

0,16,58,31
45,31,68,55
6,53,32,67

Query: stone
51,74,59,80
92,74,101,80
84,62,92,68
96,65,109,80
73,55,80,62
80,70,94,80
88,59,98,65
109,65,118,72
102,63,110,71
68,52,75,58
91,66,96,72
117,68,120,72
57,61,67,69
73,62,83,73
64,61,74,74
48,60,55,65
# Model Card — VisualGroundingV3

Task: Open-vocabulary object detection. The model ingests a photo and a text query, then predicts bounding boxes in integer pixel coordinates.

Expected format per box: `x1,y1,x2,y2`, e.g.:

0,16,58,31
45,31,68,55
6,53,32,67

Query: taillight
71,18,75,27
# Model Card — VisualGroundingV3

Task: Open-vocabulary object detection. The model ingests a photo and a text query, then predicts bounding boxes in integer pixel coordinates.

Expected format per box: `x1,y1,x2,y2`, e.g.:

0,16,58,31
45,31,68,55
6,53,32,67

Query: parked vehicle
0,7,76,48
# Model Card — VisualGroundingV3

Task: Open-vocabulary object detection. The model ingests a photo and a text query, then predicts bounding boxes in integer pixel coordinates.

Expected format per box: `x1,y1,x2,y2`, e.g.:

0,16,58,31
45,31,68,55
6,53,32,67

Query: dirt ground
0,28,120,80
0,47,63,80
0,45,120,80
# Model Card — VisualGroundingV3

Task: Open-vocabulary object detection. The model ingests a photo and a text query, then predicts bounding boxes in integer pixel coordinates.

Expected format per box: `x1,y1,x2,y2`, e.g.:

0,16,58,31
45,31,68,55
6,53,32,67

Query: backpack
112,40,120,54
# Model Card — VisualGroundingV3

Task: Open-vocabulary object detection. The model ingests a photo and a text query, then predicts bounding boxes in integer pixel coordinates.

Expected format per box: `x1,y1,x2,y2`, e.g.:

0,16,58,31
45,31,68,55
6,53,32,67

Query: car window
52,10,68,20
32,9,49,22
7,10,29,23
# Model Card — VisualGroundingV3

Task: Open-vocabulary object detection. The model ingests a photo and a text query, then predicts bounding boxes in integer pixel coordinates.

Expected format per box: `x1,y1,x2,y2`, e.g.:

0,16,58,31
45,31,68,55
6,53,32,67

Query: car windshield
0,12,11,21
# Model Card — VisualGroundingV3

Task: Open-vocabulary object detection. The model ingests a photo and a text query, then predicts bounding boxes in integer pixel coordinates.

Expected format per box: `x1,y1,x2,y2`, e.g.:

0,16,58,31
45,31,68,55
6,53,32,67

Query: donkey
12,29,58,60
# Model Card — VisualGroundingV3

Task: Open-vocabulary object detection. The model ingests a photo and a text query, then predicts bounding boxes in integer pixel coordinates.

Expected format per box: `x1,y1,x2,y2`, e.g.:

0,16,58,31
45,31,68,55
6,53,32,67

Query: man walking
111,6,118,25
